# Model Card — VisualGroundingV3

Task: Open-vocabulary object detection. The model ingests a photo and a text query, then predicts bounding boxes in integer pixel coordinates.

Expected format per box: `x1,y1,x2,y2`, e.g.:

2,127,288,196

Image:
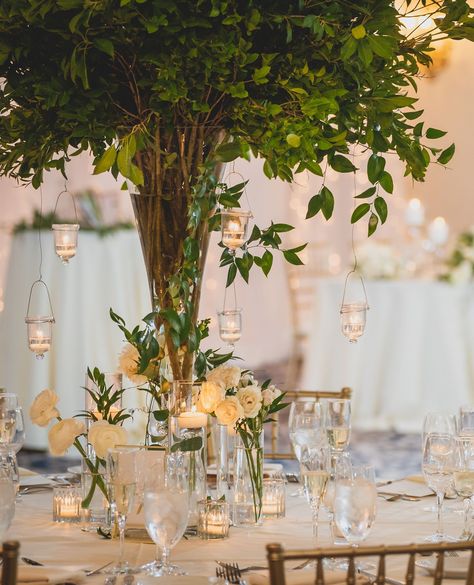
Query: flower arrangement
441,227,474,284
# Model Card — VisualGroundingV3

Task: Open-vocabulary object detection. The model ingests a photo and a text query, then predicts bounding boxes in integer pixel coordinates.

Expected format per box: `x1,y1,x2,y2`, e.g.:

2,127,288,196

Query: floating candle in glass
197,499,230,539
220,209,252,251
52,224,80,264
262,478,286,518
340,302,368,343
25,317,54,359
217,309,242,346
53,487,82,523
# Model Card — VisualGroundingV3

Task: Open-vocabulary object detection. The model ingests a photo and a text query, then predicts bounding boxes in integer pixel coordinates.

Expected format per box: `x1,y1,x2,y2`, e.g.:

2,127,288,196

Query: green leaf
94,38,114,57
226,264,237,287
352,24,366,39
271,223,294,233
170,436,203,453
215,141,242,163
367,154,386,184
286,133,301,148
374,196,388,223
153,409,169,422
379,171,393,194
351,203,371,223
261,250,273,276
93,146,116,174
321,186,334,220
330,155,357,173
404,109,424,120
426,128,447,139
367,35,393,59
355,187,376,199
341,36,357,60
368,212,379,236
253,65,270,83
160,309,181,332
283,250,304,265
438,143,455,164
306,194,322,219
304,160,323,176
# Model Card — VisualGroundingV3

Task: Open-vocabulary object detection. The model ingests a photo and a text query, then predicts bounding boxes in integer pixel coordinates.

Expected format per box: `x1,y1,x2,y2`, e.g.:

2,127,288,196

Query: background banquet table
7,486,466,584
301,278,474,433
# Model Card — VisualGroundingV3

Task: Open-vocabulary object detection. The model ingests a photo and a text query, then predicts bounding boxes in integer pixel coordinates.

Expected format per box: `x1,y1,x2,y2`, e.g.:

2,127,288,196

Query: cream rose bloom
30,389,60,427
48,418,85,456
236,385,262,418
118,344,148,385
262,384,282,406
215,396,244,427
88,420,128,458
207,365,241,390
199,381,225,414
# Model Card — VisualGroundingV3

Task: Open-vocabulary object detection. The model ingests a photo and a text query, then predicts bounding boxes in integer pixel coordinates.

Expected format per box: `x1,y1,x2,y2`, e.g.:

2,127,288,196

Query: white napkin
247,569,368,585
17,565,86,585
377,479,433,498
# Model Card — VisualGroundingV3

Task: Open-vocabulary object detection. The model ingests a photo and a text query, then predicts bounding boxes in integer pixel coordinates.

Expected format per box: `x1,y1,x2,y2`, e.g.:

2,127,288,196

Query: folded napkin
17,565,86,585
247,569,368,585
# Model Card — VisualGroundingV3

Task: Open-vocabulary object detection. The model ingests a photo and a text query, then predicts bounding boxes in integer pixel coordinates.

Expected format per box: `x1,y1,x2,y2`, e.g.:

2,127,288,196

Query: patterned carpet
18,429,422,479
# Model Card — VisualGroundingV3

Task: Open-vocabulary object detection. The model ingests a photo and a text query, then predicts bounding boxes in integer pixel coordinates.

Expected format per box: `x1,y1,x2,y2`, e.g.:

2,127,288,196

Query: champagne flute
422,433,456,542
106,447,138,574
324,399,351,453
301,447,330,544
453,436,474,540
144,454,190,576
334,464,377,546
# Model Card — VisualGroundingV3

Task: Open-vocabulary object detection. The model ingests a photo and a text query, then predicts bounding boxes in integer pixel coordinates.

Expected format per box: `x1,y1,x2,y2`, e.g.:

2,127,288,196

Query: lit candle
262,478,286,518
222,229,245,250
220,328,241,343
405,198,425,227
178,411,208,429
53,487,82,523
55,244,76,261
428,216,449,247
197,500,230,539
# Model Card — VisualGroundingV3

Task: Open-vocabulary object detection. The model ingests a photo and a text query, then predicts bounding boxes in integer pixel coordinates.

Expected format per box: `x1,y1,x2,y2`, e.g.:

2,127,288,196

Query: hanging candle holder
220,209,252,252
340,271,369,343
25,279,55,359
52,188,80,264
217,308,242,347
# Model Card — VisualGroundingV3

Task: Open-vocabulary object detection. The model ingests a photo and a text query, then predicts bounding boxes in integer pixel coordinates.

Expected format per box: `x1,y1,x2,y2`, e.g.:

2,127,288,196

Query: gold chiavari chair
1,541,19,585
266,388,352,460
267,541,474,585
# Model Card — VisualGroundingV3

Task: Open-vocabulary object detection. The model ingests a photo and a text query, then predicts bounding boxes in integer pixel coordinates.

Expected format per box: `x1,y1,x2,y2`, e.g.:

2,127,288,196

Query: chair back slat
1,541,19,585
376,553,385,585
434,552,444,585
405,552,416,585
316,558,325,585
346,557,356,585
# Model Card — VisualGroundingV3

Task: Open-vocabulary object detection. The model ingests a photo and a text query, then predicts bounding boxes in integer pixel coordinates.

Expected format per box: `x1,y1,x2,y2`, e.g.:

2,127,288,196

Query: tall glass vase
233,433,264,527
211,422,235,500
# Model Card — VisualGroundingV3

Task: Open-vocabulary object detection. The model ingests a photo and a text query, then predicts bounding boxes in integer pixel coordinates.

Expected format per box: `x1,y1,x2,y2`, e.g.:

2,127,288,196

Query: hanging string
223,164,253,216
38,186,44,282
222,281,238,312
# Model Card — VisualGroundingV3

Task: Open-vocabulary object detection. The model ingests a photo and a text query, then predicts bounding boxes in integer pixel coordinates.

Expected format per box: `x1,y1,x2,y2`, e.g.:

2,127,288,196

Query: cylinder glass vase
233,433,264,527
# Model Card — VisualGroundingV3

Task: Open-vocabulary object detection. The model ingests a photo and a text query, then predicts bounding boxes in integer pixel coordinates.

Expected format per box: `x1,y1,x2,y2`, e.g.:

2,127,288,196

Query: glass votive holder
262,478,286,519
53,486,82,523
197,499,230,540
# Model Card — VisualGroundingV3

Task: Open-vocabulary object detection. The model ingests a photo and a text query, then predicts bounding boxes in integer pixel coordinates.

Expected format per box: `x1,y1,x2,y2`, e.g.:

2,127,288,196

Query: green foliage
82,366,131,425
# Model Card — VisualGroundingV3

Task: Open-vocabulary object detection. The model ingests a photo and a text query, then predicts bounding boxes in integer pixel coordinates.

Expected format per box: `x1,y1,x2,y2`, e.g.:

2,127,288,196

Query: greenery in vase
1,1,473,383
441,227,474,284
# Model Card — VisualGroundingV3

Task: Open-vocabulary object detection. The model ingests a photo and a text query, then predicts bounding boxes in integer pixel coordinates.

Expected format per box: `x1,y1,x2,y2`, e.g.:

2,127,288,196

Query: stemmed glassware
0,462,16,540
106,447,138,574
334,464,377,546
143,454,190,576
422,433,456,542
301,447,330,544
453,436,474,540
0,393,18,450
459,406,474,437
324,399,351,453
422,413,457,444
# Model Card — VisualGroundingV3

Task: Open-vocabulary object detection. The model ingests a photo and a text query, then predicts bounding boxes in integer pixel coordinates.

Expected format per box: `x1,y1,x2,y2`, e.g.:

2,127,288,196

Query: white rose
199,381,225,414
48,418,85,456
262,384,282,406
118,344,148,385
237,385,262,418
215,397,244,427
30,389,60,427
240,371,255,387
88,420,128,458
207,365,241,390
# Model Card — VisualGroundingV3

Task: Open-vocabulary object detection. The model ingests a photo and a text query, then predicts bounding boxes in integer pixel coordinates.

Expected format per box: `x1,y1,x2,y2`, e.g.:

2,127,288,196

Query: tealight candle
428,216,449,247
262,478,286,519
220,210,251,252
178,411,208,429
405,198,425,227
52,224,80,264
53,487,82,523
197,500,230,540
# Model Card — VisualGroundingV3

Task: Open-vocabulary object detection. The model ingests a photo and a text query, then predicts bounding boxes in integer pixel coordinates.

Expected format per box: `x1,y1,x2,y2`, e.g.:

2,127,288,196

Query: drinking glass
106,447,138,574
334,464,377,546
301,447,330,544
453,436,474,540
422,433,456,542
143,455,190,576
288,401,324,494
459,406,474,437
323,452,352,546
422,413,457,445
324,399,351,453
0,463,16,540
8,407,25,495
0,394,18,453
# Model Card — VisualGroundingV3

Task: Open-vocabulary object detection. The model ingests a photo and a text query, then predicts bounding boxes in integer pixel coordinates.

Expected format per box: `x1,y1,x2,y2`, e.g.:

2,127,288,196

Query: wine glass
453,436,474,540
0,394,18,453
459,406,474,437
8,407,25,495
0,462,16,540
301,447,330,544
334,464,377,546
324,399,351,453
288,401,324,494
144,455,190,576
422,433,456,542
422,413,457,445
106,447,138,574
323,452,352,546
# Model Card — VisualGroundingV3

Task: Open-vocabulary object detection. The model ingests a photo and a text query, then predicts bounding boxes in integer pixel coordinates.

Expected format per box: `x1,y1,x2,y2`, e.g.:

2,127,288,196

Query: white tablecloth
0,230,292,448
301,278,474,432
6,486,466,584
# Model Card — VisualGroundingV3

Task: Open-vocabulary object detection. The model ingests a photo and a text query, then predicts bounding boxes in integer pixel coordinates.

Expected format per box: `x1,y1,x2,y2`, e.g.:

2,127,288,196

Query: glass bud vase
211,422,235,500
233,433,264,527
80,460,111,532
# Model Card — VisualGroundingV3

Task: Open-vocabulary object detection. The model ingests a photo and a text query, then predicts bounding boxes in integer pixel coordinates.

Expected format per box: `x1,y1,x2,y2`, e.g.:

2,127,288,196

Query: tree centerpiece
1,1,473,382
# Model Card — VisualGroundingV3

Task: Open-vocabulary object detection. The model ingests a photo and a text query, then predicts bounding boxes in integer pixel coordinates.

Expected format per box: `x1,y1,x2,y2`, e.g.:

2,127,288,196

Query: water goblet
301,447,330,544
422,412,457,445
324,399,351,453
453,435,474,540
0,462,16,540
106,446,138,574
422,433,456,542
143,454,190,576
